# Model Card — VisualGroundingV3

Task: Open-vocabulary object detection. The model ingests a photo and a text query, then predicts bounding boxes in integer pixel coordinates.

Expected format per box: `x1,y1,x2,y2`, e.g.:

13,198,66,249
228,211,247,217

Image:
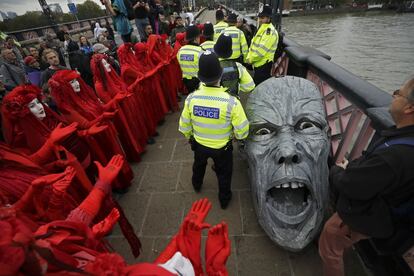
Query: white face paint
101,59,111,72
69,79,81,93
27,98,46,120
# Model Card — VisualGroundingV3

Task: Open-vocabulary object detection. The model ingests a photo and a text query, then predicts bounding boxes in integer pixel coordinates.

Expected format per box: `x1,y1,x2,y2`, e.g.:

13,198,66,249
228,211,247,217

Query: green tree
0,11,49,32
76,0,106,20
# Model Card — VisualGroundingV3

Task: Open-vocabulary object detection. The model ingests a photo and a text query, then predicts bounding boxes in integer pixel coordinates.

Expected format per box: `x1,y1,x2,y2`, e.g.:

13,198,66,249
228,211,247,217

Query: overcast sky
0,0,104,16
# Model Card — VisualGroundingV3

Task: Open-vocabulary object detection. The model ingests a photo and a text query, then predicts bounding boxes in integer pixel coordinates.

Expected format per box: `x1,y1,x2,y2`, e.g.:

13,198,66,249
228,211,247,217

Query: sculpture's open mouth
266,180,313,225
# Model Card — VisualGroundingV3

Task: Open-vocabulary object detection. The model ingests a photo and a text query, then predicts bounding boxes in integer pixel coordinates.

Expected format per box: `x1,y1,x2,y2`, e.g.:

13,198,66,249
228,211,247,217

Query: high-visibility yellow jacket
220,26,249,62
179,84,249,149
177,44,203,79
247,23,278,68
213,21,228,41
200,40,215,52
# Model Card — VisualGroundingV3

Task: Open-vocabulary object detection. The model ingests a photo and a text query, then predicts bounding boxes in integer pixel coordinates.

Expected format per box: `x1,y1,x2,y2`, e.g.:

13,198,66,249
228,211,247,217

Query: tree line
0,0,106,32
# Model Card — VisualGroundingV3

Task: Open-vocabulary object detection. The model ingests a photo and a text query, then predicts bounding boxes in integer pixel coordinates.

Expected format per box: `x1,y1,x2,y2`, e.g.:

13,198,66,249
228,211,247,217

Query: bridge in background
4,16,113,46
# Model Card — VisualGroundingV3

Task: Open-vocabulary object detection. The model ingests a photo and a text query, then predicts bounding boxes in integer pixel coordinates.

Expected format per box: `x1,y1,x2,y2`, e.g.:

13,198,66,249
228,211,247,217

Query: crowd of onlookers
0,1,215,101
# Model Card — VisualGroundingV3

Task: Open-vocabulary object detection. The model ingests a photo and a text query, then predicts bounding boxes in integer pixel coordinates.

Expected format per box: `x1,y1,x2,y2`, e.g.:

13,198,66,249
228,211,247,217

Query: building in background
0,11,8,21
7,11,18,19
49,3,64,13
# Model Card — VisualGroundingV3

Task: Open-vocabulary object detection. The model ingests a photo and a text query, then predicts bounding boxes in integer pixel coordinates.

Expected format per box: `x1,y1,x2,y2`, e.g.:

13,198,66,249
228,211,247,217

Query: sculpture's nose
276,131,301,165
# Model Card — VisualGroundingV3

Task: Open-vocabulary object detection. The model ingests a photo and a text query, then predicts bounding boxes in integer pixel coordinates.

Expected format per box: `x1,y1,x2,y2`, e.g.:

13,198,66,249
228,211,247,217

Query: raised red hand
49,122,79,145
185,198,212,227
205,222,231,276
52,166,76,193
176,218,206,276
94,154,124,185
92,208,120,239
31,170,67,188
87,123,108,135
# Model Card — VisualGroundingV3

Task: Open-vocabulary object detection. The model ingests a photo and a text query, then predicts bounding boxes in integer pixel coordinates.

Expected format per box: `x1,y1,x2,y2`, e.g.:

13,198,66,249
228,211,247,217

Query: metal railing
219,5,394,162
5,16,112,46
274,38,393,162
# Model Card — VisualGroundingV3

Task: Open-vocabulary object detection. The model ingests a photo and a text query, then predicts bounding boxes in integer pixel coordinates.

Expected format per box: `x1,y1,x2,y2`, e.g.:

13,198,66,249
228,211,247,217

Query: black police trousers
253,61,273,85
183,78,200,94
192,140,233,203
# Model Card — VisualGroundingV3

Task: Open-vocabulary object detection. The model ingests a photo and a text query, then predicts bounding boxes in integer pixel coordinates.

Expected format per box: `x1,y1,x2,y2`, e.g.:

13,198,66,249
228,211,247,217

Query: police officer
220,13,249,63
200,22,215,52
246,4,279,85
213,10,228,41
214,33,255,97
179,51,249,209
177,25,204,93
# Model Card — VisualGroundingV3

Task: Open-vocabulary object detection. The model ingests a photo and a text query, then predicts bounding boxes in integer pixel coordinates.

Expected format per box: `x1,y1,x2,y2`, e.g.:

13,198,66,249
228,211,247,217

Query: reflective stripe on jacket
220,26,248,62
177,44,203,79
200,40,215,52
247,23,278,68
213,21,228,41
179,84,249,149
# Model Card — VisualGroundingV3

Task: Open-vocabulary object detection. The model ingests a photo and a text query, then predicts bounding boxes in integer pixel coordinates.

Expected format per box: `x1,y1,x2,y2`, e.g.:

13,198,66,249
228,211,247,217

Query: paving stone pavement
107,10,367,275
106,104,368,275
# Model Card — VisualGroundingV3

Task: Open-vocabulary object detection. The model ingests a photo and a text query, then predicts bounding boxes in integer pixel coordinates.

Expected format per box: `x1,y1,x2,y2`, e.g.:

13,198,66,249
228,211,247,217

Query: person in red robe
48,70,133,191
1,85,96,169
0,123,85,224
172,32,188,95
147,35,180,110
90,53,146,161
173,32,187,55
117,43,164,138
1,197,230,275
0,155,133,275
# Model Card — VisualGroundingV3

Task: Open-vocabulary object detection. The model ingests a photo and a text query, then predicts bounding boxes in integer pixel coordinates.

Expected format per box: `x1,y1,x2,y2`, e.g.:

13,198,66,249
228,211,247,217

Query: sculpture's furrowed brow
248,101,283,126
292,98,326,123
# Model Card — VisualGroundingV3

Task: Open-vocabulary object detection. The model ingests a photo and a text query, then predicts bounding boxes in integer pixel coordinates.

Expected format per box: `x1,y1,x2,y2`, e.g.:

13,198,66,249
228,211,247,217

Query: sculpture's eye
298,121,315,130
255,128,272,135
295,119,322,131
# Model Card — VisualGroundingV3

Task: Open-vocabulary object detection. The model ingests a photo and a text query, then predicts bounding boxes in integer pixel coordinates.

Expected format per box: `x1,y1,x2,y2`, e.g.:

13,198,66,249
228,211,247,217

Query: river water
282,11,414,92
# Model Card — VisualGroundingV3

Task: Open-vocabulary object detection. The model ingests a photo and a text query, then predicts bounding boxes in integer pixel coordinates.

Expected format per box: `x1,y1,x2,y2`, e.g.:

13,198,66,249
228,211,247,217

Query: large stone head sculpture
245,76,330,251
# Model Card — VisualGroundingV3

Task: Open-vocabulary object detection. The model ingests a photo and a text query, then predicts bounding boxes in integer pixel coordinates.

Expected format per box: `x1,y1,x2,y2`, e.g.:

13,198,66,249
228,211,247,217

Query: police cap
198,51,223,83
259,4,272,17
185,25,200,41
214,33,232,59
203,22,214,37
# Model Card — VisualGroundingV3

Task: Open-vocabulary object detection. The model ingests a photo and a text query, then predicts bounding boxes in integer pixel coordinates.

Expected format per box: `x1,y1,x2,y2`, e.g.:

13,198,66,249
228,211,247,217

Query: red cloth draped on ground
147,35,179,110
90,54,145,161
1,85,90,168
49,70,133,190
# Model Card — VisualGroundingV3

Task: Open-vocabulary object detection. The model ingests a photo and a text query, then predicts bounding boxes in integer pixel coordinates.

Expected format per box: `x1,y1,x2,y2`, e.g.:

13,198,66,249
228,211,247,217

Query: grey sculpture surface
244,76,330,251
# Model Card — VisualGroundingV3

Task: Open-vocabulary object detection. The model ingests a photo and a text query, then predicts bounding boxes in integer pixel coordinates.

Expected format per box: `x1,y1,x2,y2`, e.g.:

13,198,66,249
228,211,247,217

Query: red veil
49,70,133,190
90,54,146,161
117,43,161,137
147,35,180,110
1,85,90,166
